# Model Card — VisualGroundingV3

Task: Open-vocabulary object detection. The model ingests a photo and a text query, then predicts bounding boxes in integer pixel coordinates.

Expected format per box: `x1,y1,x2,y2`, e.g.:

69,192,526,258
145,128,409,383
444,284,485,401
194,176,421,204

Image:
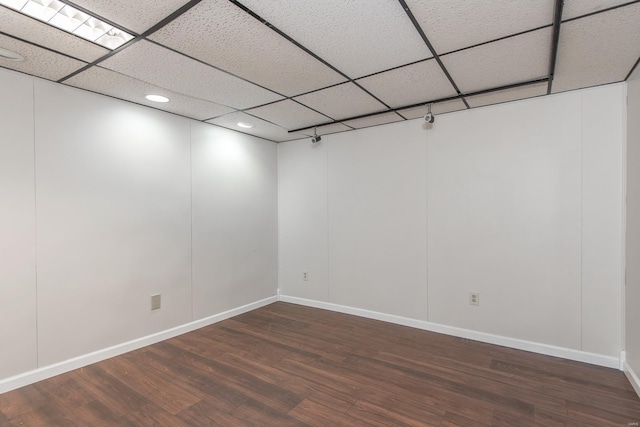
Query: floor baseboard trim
0,295,278,395
279,295,620,370
624,361,640,398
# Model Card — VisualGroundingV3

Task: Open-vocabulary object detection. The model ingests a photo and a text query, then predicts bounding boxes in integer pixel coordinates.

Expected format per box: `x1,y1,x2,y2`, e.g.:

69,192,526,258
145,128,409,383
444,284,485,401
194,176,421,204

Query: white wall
277,140,329,302
0,69,37,379
35,80,193,365
327,123,428,320
192,122,278,318
581,87,624,356
0,68,278,381
427,93,582,349
627,64,640,381
279,84,625,359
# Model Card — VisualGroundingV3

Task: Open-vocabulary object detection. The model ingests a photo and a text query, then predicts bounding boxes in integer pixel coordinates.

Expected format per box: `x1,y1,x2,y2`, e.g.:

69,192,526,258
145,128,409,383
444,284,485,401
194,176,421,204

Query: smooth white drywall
278,140,329,301
327,122,428,320
0,68,37,379
427,93,583,349
34,80,193,365
278,84,625,357
0,67,278,382
627,64,640,376
581,85,624,356
191,122,278,318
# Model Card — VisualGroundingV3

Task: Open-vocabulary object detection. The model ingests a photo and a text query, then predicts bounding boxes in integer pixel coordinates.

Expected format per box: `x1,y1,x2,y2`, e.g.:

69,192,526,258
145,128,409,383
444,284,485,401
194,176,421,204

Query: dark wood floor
1,302,639,426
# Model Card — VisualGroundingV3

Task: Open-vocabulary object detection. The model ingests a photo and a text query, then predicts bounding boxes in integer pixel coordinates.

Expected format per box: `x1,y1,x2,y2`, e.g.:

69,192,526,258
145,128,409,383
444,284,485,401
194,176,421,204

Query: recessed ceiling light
0,47,25,61
0,0,134,50
237,122,254,128
145,94,169,103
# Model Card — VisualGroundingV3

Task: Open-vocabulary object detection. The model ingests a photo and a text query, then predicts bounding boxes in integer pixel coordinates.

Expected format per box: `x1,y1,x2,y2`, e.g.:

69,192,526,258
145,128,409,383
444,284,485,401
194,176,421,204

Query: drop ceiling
1,0,639,142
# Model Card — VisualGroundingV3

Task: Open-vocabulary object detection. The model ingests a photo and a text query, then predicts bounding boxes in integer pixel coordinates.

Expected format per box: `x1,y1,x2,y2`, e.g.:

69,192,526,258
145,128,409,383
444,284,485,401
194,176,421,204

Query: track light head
424,112,434,123
311,127,322,144
424,103,435,124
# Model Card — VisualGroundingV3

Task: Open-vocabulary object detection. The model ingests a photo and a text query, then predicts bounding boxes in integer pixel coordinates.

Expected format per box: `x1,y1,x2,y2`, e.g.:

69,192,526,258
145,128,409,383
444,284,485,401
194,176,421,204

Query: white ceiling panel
563,0,631,20
441,28,552,94
357,59,458,108
0,8,109,62
149,0,346,96
397,99,467,119
100,40,283,109
467,82,548,108
237,0,432,78
314,123,352,136
65,66,235,120
552,3,640,93
293,83,387,121
0,34,86,80
406,0,554,54
245,100,330,130
342,112,405,129
208,112,308,142
70,0,191,34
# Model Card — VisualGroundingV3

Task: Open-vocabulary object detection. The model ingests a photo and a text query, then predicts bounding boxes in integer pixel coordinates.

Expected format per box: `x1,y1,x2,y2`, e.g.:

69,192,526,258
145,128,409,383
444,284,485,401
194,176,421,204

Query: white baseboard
624,361,640,398
0,295,277,395
279,295,620,370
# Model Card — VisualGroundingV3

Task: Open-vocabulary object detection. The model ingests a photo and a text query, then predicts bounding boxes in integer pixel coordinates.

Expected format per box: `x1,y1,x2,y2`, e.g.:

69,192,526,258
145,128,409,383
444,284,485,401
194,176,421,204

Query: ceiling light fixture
0,0,134,50
145,94,169,103
237,122,254,129
311,127,322,144
0,46,25,61
424,103,435,124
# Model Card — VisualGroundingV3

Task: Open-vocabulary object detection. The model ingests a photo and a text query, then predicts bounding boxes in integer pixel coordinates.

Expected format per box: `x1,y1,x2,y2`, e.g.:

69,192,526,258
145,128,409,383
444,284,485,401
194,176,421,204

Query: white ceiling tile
441,28,552,94
100,40,283,109
293,83,387,121
237,0,432,78
149,0,346,96
467,82,548,108
563,0,631,20
342,112,404,129
0,8,109,62
406,0,554,54
0,34,85,80
552,3,640,93
314,123,352,136
70,0,191,34
207,112,308,142
397,99,467,119
245,100,329,130
65,66,235,120
357,59,458,108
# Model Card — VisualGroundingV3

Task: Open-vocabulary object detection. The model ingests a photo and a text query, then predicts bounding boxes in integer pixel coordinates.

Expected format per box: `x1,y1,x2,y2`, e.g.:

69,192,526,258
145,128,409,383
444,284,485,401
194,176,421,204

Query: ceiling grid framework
0,0,639,142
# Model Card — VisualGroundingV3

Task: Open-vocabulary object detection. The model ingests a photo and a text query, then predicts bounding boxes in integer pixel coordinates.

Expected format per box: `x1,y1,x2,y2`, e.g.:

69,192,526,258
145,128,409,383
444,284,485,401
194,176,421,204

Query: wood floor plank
0,383,48,419
439,411,491,427
533,407,605,427
69,400,129,427
168,346,304,413
347,398,439,427
72,365,148,417
175,400,251,427
116,402,193,427
0,302,638,426
136,348,250,413
99,356,200,415
229,399,310,426
566,400,640,426
288,399,367,426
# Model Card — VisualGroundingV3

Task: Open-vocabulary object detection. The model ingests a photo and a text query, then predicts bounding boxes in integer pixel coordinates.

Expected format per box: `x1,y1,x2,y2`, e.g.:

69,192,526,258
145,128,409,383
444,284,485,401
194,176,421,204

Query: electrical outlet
469,292,479,306
151,294,161,310
303,271,309,281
